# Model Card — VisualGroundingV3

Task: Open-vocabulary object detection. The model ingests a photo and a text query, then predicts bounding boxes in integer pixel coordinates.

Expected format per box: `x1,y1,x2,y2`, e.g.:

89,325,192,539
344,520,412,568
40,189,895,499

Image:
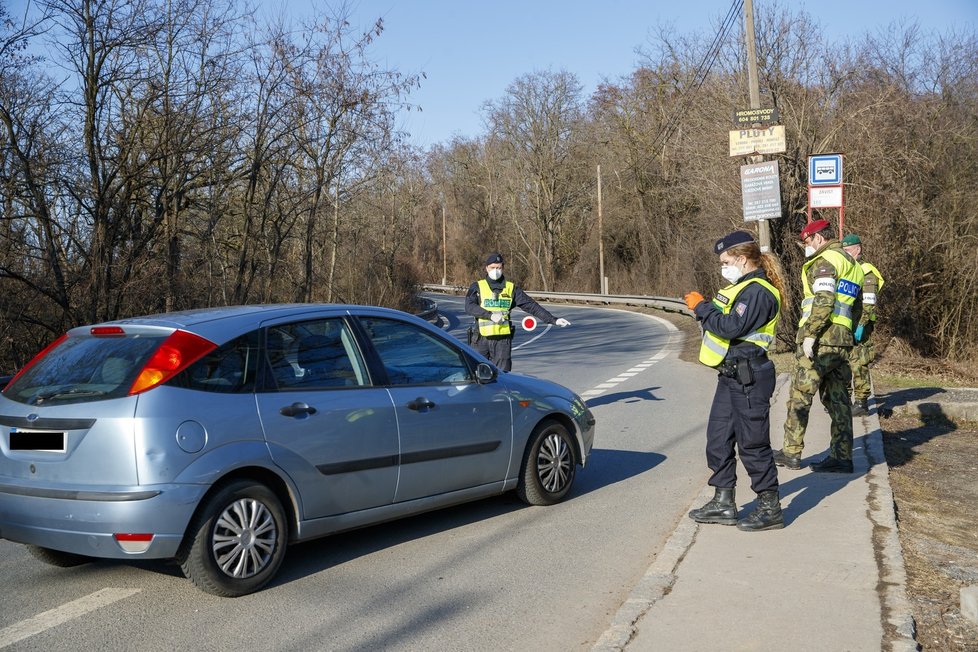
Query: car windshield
4,334,166,406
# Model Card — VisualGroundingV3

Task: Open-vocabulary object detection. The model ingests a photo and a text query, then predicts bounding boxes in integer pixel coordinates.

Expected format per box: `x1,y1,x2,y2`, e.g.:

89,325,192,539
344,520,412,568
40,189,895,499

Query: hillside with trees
1,0,976,369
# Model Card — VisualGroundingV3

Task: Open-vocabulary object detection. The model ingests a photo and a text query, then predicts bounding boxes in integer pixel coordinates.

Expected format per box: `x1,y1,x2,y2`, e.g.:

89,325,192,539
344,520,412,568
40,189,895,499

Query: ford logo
27,413,39,422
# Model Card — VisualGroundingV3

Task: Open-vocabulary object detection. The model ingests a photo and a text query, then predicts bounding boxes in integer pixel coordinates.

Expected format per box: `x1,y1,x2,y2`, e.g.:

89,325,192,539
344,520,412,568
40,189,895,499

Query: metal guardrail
421,284,694,317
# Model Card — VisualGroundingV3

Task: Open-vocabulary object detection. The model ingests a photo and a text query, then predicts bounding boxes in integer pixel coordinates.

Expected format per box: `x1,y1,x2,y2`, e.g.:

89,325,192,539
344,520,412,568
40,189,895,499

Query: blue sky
7,0,977,147
285,0,976,148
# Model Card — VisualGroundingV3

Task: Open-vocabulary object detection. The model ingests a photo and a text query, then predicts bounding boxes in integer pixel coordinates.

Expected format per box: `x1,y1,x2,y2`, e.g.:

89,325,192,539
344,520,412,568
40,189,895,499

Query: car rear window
3,334,166,405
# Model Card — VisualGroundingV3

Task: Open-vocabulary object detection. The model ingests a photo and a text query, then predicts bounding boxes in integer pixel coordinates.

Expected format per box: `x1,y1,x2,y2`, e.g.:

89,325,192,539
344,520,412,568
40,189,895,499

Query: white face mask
487,268,503,281
804,245,816,258
720,264,742,284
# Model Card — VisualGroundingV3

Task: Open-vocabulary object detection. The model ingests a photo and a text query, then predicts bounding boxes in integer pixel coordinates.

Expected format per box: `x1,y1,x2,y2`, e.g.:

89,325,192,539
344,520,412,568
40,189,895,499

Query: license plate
9,430,66,452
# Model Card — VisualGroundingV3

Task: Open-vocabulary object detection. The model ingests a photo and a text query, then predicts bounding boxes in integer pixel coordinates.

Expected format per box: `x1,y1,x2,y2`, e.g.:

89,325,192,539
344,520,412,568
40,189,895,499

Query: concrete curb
862,409,919,651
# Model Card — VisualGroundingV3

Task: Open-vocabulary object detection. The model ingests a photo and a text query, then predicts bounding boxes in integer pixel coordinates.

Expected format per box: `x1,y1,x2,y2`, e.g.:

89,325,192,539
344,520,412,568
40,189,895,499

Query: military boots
688,487,737,525
851,398,869,416
736,491,784,531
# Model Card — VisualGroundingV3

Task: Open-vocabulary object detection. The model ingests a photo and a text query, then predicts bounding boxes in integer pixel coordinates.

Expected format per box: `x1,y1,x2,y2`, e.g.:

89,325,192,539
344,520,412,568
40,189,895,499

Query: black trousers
475,334,513,372
705,359,778,494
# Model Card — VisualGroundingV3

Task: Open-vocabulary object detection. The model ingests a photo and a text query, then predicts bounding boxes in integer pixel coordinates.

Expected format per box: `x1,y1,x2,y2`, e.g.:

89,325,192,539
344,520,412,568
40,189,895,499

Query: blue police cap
714,230,755,255
485,252,504,265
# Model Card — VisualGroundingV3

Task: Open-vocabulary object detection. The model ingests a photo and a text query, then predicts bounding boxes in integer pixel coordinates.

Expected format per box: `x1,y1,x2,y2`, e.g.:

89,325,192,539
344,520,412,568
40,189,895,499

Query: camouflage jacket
796,240,862,346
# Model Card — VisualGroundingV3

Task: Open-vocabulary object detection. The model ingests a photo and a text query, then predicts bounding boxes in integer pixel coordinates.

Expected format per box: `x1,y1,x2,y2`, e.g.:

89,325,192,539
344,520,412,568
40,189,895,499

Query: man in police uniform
842,234,884,416
774,220,864,473
464,253,570,372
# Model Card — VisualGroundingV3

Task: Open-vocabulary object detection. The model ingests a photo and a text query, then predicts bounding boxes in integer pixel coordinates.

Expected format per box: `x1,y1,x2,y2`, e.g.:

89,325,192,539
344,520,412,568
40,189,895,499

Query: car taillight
1,334,68,394
129,330,216,395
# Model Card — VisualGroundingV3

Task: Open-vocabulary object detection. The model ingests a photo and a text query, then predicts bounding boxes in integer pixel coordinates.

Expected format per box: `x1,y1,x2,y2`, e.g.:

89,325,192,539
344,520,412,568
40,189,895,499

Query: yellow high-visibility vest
798,248,864,331
699,277,781,367
861,261,884,320
477,279,514,336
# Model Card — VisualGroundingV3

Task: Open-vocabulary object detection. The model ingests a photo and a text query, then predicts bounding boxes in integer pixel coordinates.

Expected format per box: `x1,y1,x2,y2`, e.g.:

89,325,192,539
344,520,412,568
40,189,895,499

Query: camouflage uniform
850,262,883,401
782,240,863,460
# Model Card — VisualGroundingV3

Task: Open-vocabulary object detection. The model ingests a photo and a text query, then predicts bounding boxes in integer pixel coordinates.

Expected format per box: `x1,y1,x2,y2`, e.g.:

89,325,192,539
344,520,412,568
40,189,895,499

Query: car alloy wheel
212,497,278,579
180,480,288,597
517,419,576,506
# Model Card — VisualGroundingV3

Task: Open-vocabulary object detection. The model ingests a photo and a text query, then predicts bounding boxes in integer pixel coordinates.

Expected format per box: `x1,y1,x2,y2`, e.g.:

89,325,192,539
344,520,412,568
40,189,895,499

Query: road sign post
807,153,845,233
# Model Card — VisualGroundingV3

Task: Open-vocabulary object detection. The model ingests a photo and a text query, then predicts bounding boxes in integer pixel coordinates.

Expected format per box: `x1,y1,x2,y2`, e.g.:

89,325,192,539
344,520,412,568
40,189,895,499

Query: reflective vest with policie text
699,278,781,367
860,261,884,321
477,279,514,336
798,248,864,332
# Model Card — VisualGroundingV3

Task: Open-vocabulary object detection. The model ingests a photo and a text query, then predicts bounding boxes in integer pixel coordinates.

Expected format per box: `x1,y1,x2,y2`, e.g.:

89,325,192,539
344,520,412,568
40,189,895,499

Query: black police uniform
464,276,557,372
694,268,779,495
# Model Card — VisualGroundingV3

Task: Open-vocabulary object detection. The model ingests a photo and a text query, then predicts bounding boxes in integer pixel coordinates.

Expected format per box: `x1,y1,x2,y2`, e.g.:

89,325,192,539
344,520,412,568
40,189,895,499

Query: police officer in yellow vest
842,233,884,416
774,220,864,473
464,253,570,372
683,230,787,531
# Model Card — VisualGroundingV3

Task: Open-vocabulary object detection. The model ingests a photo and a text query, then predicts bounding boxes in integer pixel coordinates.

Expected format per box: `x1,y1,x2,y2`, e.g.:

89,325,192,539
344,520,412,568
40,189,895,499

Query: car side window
265,319,368,390
358,317,474,386
170,331,259,394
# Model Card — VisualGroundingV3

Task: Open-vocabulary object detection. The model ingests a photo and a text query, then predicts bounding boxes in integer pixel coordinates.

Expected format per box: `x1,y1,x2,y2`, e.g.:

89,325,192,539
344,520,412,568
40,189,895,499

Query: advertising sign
740,161,782,221
733,107,780,126
728,126,787,157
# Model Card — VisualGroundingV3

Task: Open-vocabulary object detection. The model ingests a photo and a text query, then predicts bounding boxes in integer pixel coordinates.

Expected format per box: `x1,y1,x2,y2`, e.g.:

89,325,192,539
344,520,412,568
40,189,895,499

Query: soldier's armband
862,292,877,305
812,275,836,293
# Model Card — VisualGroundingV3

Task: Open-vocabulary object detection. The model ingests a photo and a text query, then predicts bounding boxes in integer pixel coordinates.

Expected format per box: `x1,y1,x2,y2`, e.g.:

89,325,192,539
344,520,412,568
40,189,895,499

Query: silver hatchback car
0,304,594,596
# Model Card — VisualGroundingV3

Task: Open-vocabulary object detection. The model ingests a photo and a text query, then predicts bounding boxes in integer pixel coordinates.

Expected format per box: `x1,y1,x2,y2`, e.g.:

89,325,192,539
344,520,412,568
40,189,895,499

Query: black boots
810,456,854,473
851,399,869,416
688,487,738,525
773,449,801,470
736,491,784,531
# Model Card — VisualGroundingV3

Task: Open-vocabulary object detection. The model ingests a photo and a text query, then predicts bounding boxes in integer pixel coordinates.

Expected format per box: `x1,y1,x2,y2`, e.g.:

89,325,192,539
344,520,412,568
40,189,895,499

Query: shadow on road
586,386,663,408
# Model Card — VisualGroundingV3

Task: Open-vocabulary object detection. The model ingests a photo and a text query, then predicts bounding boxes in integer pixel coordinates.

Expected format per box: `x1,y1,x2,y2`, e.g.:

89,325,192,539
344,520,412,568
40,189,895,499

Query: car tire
26,545,92,567
179,480,288,597
517,419,576,506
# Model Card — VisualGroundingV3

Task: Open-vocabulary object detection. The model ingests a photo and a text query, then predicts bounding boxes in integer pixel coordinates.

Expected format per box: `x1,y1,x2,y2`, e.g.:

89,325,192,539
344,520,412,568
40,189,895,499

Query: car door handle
280,402,317,417
406,397,435,411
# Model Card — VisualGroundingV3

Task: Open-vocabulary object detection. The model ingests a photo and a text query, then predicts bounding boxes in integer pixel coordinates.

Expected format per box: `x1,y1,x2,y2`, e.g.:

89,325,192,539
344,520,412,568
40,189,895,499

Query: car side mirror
475,362,496,384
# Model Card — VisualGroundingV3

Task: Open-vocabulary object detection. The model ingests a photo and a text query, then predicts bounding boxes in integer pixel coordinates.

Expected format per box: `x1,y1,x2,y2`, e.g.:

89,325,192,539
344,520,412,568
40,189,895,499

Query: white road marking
0,588,141,648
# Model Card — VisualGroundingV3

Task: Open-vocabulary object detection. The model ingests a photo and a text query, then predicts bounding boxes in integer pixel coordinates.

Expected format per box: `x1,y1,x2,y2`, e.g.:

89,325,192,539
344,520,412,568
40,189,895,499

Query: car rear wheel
26,545,92,567
517,419,576,506
179,480,287,597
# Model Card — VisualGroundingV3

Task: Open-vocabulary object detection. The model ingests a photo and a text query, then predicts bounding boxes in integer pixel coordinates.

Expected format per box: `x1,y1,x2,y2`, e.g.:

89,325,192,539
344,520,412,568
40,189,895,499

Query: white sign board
728,126,787,157
809,154,843,185
808,186,843,208
740,161,782,221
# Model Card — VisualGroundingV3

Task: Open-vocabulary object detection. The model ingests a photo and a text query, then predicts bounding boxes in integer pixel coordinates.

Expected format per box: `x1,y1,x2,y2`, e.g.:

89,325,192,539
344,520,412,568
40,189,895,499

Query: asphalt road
0,297,715,651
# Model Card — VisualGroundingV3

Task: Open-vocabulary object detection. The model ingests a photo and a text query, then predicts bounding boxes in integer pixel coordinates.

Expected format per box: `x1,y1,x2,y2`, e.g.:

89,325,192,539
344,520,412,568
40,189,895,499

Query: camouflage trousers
782,343,854,460
850,340,875,401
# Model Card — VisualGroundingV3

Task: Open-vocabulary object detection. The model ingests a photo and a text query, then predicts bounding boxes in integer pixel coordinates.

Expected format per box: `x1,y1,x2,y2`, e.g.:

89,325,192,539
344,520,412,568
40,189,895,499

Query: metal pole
744,0,771,252
597,165,605,294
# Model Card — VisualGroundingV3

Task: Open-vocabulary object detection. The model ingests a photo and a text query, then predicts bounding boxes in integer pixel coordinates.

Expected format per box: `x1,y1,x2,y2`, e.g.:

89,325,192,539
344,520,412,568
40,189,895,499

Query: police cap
485,252,504,265
799,219,830,241
841,233,861,246
714,230,755,255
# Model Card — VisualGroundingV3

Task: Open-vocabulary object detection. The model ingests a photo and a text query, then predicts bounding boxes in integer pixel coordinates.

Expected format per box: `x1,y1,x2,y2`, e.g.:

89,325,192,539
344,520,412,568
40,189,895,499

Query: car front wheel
179,480,288,597
517,419,577,506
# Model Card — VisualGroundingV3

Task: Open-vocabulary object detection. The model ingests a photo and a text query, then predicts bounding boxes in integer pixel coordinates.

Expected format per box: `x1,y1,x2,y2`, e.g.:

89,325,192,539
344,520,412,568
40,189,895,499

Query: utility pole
744,0,771,252
441,199,447,286
597,165,606,294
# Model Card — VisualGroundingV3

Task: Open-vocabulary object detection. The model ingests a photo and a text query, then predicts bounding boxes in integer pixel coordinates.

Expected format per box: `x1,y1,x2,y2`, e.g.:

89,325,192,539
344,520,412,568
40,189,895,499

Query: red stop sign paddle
521,316,537,331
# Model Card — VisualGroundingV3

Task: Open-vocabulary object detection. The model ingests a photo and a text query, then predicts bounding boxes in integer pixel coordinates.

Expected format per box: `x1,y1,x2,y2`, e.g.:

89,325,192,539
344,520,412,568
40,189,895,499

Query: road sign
733,107,779,126
728,126,786,157
521,316,537,331
740,161,782,221
808,186,843,208
808,154,843,185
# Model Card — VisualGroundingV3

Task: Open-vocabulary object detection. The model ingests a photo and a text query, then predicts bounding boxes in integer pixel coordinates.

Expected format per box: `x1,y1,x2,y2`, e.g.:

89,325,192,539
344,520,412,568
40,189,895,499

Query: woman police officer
683,230,788,531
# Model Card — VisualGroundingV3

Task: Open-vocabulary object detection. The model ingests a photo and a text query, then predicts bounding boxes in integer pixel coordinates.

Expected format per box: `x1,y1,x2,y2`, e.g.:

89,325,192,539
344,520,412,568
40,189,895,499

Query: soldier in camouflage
842,234,884,416
773,220,864,474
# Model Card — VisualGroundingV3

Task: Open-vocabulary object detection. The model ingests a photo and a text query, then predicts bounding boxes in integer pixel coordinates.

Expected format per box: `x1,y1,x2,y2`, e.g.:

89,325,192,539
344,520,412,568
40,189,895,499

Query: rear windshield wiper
30,388,108,405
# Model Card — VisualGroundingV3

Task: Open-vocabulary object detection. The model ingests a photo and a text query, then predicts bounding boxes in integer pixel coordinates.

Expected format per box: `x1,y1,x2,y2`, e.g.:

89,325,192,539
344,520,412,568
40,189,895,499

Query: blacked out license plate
9,430,66,452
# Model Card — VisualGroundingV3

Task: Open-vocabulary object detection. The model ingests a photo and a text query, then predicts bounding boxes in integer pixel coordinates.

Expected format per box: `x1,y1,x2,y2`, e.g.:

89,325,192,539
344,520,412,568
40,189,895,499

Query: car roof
78,304,420,342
